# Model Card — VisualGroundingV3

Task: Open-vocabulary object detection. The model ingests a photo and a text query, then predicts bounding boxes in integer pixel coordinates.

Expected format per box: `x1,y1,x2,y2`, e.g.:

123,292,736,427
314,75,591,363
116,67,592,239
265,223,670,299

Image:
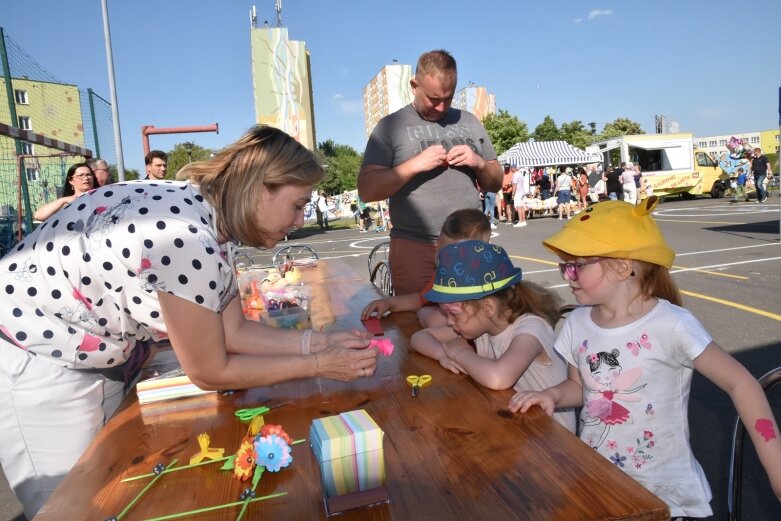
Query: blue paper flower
254,434,292,472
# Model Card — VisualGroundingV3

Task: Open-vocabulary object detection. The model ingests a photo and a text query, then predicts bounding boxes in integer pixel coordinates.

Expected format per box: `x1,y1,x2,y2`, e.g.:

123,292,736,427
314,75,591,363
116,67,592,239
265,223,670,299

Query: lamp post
183,141,194,163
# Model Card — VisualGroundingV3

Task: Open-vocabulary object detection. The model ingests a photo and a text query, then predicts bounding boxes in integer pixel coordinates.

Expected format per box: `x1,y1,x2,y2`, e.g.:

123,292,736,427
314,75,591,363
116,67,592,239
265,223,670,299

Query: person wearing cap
410,240,576,431
509,197,781,517
358,50,501,295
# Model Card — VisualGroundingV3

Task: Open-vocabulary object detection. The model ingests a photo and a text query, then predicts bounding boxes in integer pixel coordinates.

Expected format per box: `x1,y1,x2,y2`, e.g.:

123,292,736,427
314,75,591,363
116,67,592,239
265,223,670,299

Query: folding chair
272,245,319,266
369,260,394,296
727,365,781,521
366,241,393,296
367,241,390,278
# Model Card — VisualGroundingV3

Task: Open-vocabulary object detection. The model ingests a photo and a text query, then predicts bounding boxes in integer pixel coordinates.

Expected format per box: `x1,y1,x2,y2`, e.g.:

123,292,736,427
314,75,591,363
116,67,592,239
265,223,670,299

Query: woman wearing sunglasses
33,162,95,221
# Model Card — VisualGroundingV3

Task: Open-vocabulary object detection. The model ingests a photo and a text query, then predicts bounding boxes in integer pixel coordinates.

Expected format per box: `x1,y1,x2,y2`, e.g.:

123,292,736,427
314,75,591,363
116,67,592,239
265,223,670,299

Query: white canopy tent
498,140,602,168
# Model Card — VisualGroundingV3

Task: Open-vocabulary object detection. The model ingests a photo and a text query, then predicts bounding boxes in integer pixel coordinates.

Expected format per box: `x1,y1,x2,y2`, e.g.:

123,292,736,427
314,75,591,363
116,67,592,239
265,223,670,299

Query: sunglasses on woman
558,258,601,281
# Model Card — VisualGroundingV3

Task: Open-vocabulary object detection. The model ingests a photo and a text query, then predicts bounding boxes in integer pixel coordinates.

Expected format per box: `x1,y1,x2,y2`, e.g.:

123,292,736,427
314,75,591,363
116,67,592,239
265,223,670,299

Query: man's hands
446,144,485,170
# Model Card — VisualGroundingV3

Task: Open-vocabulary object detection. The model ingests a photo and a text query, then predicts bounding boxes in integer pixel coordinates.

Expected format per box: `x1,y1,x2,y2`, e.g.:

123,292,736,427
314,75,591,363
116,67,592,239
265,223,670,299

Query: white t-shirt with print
555,300,713,518
0,180,237,369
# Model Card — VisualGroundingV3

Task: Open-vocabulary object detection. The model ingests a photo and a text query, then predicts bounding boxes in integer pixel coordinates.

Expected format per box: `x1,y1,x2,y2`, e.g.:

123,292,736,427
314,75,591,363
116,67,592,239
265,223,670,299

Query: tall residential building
452,85,496,122
362,64,413,137
0,78,86,211
362,64,497,137
250,25,316,150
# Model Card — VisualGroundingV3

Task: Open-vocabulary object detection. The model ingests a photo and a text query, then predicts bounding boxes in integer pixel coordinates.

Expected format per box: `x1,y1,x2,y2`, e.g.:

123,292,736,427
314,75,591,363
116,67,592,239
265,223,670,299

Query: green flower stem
121,456,231,482
143,492,287,521
291,438,306,445
116,459,178,520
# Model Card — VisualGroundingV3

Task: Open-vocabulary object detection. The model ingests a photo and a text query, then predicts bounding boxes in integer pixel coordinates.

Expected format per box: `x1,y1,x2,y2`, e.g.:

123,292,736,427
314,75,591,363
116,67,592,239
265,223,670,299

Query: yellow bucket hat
543,196,675,268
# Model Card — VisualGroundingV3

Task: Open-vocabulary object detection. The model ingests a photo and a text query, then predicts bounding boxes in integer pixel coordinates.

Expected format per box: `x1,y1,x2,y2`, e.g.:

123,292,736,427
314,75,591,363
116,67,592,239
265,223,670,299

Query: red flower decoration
260,424,292,445
233,437,257,481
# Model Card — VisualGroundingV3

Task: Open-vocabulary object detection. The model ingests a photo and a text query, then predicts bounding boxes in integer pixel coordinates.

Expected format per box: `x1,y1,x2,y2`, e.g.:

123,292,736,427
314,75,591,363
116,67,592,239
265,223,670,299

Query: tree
166,142,215,178
317,140,362,195
108,165,141,181
600,118,645,139
532,115,561,142
559,120,593,150
482,109,529,154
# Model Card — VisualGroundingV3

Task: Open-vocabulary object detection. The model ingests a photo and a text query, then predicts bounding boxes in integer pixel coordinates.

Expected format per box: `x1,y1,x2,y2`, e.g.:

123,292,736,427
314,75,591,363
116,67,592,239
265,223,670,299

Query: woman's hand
315,338,378,381
508,390,556,415
322,329,372,350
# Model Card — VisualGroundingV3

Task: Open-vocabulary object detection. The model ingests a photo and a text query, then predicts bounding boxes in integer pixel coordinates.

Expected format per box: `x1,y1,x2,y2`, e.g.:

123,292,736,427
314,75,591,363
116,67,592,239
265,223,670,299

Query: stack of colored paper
310,409,388,515
135,367,214,404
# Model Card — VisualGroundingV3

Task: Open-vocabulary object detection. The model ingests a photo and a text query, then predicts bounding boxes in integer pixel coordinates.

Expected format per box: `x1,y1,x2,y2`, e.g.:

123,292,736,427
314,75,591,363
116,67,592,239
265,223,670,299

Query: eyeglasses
72,173,94,180
558,258,601,281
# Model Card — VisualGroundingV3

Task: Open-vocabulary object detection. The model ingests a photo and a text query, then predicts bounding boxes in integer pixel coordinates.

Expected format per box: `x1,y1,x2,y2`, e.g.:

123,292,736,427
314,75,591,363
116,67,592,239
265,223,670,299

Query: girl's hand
438,355,465,375
441,338,470,362
769,465,781,502
361,299,391,320
508,390,556,415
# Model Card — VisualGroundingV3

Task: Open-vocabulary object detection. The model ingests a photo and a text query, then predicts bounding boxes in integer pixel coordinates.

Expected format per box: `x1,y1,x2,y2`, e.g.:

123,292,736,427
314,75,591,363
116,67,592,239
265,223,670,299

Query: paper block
310,410,388,515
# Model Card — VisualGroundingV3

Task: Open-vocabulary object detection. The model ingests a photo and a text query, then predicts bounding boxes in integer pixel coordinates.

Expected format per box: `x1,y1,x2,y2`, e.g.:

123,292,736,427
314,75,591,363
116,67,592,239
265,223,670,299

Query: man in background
358,49,501,295
751,147,771,203
144,150,168,180
87,158,112,186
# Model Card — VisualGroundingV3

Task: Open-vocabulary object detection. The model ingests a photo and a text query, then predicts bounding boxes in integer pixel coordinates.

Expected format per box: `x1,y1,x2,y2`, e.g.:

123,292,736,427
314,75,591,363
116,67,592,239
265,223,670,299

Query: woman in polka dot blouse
0,125,378,519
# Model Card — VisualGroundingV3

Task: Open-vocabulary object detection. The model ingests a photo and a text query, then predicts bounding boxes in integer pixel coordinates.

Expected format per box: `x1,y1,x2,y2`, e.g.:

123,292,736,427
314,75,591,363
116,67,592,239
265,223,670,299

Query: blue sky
4,0,780,172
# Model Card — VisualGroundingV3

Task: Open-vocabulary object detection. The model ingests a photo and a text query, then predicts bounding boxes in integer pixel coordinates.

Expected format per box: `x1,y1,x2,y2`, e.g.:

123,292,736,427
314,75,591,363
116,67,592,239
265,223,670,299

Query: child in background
509,197,781,518
411,240,576,431
732,167,749,203
361,209,491,328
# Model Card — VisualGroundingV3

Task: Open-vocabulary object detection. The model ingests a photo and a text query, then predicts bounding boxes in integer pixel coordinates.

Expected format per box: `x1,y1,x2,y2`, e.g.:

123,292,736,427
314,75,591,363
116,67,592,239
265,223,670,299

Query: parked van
588,133,729,199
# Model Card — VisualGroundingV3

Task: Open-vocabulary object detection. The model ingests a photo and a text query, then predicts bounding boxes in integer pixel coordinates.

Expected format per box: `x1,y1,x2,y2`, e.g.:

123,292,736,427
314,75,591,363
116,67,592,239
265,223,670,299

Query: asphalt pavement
2,196,779,520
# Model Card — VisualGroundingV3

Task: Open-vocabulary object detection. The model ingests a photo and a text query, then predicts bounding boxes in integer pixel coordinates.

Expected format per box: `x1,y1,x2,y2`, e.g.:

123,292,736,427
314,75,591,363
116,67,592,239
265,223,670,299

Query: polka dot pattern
0,181,237,368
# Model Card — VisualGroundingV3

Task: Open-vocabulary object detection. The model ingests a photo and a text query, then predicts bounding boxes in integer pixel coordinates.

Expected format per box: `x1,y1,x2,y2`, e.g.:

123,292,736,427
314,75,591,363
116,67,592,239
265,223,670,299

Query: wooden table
35,260,669,521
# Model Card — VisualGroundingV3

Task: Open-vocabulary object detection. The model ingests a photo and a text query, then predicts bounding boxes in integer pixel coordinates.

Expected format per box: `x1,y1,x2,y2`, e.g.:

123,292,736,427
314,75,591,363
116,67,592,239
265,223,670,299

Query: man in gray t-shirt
359,50,502,295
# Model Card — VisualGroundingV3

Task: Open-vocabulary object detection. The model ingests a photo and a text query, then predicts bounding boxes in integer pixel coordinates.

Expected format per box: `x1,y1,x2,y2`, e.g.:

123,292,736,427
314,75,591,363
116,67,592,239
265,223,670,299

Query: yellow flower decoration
247,414,265,437
189,433,225,465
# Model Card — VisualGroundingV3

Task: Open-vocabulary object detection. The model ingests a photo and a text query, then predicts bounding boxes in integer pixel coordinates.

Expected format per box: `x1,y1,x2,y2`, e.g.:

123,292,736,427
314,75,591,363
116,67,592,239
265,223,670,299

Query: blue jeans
483,192,496,225
755,174,767,201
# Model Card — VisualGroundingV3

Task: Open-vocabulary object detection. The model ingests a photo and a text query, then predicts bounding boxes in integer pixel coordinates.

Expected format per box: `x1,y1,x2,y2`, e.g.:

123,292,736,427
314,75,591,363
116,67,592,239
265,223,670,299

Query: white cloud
331,94,363,115
574,18,583,24
587,9,613,20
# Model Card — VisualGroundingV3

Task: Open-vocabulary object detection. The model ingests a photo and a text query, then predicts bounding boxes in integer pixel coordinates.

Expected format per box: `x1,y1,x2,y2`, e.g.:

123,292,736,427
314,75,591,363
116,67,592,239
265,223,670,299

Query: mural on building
250,27,315,150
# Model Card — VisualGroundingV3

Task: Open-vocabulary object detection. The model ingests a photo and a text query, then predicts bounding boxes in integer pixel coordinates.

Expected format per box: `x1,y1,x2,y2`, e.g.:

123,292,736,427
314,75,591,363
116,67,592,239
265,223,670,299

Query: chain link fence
0,27,115,254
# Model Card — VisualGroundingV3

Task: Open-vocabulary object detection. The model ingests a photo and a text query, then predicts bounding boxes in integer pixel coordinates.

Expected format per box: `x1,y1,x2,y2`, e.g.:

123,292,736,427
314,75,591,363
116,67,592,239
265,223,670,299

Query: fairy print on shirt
580,348,647,449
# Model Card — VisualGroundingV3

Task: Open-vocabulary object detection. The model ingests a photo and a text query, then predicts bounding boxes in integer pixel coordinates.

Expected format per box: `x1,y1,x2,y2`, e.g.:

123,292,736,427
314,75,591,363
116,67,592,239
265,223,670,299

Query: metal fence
0,27,114,253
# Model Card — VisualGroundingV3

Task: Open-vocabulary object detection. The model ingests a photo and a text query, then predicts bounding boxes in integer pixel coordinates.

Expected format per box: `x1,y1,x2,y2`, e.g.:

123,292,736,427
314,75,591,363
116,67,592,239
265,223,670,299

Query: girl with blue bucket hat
412,239,576,431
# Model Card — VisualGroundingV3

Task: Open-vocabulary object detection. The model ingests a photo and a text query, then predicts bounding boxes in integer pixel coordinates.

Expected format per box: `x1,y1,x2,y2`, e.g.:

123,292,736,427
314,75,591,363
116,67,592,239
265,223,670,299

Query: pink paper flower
370,338,394,356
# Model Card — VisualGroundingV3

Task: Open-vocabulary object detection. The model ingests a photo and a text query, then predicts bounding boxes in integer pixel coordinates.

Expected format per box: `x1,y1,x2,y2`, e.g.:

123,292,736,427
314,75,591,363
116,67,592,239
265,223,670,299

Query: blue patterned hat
424,240,522,303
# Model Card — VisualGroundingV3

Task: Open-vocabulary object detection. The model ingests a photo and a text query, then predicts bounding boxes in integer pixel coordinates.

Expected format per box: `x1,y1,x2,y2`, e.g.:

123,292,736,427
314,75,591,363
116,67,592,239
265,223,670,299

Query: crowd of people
1,47,779,520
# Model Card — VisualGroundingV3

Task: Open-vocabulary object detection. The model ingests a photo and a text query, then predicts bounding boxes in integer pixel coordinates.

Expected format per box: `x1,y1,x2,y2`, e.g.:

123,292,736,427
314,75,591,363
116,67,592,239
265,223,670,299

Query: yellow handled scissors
406,374,432,398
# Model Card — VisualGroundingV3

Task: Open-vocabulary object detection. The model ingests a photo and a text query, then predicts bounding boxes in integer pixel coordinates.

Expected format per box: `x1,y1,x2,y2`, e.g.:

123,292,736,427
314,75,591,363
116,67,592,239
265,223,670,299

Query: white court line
543,255,781,289
674,242,780,257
